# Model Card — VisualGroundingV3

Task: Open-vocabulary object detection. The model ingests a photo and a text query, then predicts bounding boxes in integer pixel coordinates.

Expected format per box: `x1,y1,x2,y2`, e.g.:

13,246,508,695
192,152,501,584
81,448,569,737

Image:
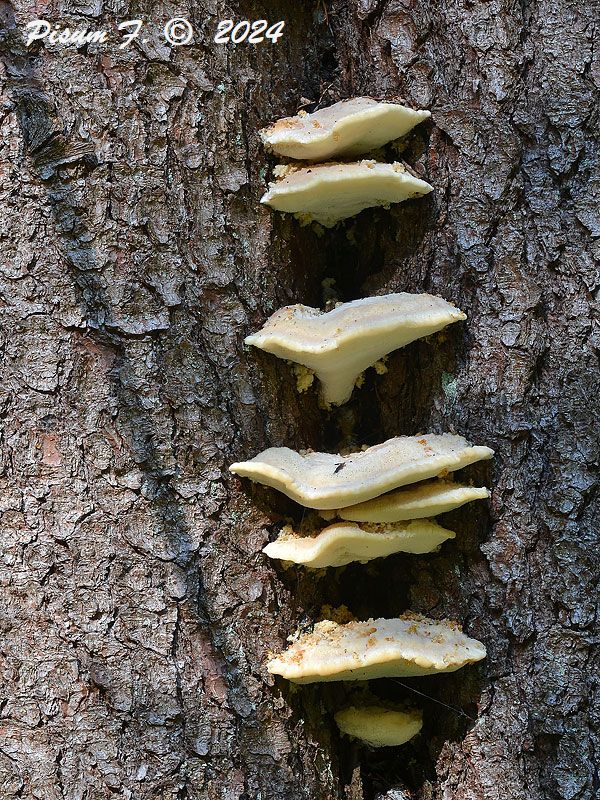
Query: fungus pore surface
335,705,423,748
263,519,455,568
261,161,433,227
245,293,466,406
267,615,487,683
260,97,430,161
230,434,494,510
332,480,491,523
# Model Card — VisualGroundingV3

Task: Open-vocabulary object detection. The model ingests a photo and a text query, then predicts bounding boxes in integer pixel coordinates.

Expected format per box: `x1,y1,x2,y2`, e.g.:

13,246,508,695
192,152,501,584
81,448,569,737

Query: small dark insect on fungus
230,433,494,510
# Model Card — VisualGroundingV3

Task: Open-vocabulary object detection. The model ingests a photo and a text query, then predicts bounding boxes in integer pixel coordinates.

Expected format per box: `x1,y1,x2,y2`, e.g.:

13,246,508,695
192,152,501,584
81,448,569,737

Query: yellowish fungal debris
230,434,494,510
260,97,430,161
245,293,466,406
263,519,455,568
261,160,433,227
291,363,315,393
334,481,491,523
267,614,486,683
335,704,423,748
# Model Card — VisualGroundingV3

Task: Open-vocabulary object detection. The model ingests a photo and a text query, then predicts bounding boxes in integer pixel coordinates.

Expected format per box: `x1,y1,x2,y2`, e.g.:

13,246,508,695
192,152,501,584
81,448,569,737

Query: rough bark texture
0,1,598,798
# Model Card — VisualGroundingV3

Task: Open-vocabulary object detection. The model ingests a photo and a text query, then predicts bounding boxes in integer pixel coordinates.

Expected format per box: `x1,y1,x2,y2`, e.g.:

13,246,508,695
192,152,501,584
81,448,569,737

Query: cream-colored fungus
230,434,494,510
260,97,430,161
331,480,490,523
261,161,433,227
335,704,423,748
267,614,486,683
263,519,454,568
245,293,466,406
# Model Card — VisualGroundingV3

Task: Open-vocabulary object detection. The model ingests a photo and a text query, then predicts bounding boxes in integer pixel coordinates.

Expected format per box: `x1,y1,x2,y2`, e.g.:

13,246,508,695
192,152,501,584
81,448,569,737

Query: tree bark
0,1,597,799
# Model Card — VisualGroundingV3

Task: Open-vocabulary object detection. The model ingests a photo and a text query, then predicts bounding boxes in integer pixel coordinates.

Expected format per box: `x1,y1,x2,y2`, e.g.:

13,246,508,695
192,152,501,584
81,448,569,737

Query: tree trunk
0,1,597,798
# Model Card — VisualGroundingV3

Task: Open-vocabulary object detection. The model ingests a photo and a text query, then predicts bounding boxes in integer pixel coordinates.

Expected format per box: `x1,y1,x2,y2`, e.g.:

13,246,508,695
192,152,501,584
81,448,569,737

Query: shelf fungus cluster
230,433,493,511
259,97,432,225
245,293,466,406
231,97,494,749
231,431,492,745
231,433,492,569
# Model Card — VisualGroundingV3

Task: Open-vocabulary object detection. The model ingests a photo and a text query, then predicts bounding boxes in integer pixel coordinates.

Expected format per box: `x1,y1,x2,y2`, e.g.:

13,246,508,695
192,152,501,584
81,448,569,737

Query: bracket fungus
260,97,430,161
245,293,466,406
263,519,455,568
230,434,494,510
267,615,486,683
261,161,433,227
330,480,491,523
335,704,423,748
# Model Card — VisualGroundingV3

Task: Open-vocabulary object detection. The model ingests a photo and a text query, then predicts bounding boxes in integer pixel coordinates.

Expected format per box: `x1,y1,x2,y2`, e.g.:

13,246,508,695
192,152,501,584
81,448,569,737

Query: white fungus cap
267,615,487,683
260,97,430,161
